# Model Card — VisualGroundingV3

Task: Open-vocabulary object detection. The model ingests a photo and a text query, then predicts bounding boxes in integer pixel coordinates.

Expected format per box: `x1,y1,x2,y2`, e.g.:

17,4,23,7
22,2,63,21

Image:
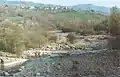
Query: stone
36,73,41,76
40,76,45,77
21,66,25,69
46,75,50,77
57,65,61,70
18,69,22,72
4,72,9,76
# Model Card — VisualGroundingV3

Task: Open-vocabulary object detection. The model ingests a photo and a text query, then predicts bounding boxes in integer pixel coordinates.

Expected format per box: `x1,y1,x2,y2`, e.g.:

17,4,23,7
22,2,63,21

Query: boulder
4,72,10,76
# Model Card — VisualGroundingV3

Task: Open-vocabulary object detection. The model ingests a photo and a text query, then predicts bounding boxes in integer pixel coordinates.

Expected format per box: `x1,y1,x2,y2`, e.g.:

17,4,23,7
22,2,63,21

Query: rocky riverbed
23,35,109,58
0,35,111,77
11,50,120,77
14,56,73,77
40,35,108,51
1,49,120,77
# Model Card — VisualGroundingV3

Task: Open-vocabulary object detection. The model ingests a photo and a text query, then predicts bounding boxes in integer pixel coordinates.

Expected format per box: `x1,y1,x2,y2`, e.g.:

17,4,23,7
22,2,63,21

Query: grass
7,16,24,22
53,12,105,21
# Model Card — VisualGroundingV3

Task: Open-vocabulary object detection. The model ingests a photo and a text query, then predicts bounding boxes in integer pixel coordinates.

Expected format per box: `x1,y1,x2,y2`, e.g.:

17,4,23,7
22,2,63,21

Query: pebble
36,73,41,76
18,69,22,72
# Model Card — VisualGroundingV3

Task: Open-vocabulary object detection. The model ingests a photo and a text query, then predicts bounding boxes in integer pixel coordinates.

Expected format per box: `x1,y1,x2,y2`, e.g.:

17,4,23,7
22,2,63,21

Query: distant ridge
1,1,110,13
73,4,110,13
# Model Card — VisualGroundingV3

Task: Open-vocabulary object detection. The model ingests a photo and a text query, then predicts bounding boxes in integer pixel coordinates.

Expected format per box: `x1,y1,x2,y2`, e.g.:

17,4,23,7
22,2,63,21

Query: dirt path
4,59,28,68
0,57,28,70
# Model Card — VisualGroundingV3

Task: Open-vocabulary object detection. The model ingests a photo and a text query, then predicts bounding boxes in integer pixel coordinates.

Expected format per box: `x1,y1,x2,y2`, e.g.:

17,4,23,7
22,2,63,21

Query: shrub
94,19,109,34
80,29,95,35
67,33,76,43
61,27,74,32
60,20,97,35
48,35,57,42
0,21,27,55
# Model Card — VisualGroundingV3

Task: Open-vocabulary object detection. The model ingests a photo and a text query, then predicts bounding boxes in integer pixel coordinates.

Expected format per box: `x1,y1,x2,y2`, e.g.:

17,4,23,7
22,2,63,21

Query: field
54,12,104,21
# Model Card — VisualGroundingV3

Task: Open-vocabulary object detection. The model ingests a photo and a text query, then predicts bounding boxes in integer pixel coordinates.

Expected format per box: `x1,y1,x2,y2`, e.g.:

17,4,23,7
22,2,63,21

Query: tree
108,6,120,50
109,6,120,36
0,21,25,55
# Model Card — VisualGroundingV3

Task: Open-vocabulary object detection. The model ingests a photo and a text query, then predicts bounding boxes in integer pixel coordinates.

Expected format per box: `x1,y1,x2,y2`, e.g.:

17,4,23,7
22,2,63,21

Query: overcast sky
8,0,120,7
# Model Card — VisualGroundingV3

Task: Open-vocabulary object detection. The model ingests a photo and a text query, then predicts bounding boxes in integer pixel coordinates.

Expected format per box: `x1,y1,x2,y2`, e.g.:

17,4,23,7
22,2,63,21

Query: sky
8,0,120,7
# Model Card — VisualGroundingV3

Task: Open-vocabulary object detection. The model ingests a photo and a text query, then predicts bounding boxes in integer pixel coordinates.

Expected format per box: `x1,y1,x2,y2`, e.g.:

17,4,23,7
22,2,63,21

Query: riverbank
0,57,28,70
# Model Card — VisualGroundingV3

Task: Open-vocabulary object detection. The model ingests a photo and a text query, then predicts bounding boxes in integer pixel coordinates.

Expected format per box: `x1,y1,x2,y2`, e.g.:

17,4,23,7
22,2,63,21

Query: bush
0,21,50,55
67,33,76,43
80,29,95,35
0,21,26,55
48,35,57,42
60,20,97,35
94,19,109,34
61,27,74,32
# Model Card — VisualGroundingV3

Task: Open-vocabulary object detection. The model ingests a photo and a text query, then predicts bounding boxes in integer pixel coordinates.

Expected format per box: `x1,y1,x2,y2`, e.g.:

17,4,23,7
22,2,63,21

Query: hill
72,4,110,13
0,1,106,22
1,1,110,13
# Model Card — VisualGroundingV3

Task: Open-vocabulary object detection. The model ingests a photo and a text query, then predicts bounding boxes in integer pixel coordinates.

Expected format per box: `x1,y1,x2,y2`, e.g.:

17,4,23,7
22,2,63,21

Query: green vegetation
0,4,107,55
0,21,25,55
54,12,104,20
108,7,120,50
60,20,102,35
0,2,118,55
109,7,120,36
0,20,58,55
